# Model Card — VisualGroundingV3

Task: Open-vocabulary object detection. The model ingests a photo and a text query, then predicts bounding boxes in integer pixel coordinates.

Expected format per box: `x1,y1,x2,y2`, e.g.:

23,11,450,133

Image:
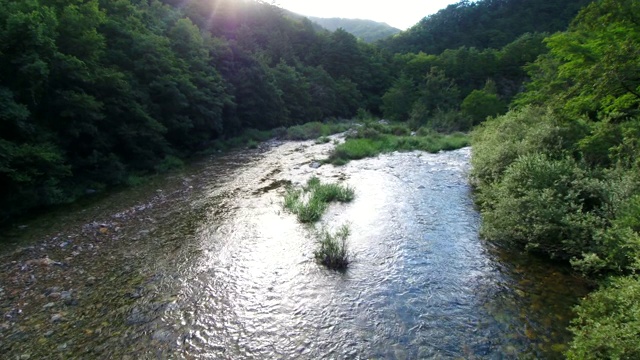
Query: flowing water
0,137,589,359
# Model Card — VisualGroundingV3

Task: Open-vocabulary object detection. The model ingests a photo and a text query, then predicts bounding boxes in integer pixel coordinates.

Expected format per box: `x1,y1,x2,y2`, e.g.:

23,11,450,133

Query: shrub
479,153,607,259
155,155,184,173
427,109,473,133
285,121,351,140
461,89,507,126
271,126,288,139
568,276,640,360
572,178,640,274
246,139,259,149
471,106,577,186
243,128,273,142
286,122,324,140
315,224,351,270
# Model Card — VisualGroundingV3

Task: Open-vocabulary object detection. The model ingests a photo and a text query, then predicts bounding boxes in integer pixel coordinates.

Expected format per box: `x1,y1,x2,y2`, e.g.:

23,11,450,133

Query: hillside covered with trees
0,0,393,223
379,0,593,54
308,17,401,43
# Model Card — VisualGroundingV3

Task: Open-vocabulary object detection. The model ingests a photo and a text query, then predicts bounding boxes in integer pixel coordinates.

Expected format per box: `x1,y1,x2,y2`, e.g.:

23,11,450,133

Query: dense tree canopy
0,0,594,225
0,0,393,222
379,0,593,54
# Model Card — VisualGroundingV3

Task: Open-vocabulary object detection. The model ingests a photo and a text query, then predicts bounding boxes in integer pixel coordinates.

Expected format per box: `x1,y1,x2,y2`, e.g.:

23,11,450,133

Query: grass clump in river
284,177,354,223
327,122,469,165
314,224,351,270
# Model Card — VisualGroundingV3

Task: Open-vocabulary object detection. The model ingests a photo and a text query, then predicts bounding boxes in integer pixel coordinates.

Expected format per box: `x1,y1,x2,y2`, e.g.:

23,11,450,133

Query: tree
381,74,417,121
523,0,640,117
461,81,507,125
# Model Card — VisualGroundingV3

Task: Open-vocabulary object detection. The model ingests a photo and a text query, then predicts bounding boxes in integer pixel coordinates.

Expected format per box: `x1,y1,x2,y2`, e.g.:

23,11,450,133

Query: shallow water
0,138,588,359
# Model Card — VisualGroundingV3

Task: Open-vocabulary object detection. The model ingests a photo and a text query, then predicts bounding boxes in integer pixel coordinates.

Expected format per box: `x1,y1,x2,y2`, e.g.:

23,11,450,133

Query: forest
1,0,638,356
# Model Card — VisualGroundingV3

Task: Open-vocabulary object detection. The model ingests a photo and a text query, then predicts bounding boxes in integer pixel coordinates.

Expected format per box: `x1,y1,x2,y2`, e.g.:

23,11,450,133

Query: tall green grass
327,129,470,165
314,224,351,270
283,177,354,223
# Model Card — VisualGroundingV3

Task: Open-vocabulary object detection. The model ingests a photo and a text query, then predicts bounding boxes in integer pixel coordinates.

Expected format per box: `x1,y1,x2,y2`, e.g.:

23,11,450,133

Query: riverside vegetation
470,1,640,358
284,176,354,269
327,119,470,165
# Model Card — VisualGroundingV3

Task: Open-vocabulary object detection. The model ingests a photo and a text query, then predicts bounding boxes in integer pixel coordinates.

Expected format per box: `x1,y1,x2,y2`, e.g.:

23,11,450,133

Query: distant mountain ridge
308,17,401,42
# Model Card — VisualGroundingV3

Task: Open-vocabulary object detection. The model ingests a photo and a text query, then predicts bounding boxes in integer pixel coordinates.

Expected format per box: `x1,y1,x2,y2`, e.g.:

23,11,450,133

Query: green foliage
471,106,574,186
520,0,640,118
154,155,184,173
421,109,473,133
0,0,391,224
461,88,507,125
379,0,592,54
381,74,417,121
568,276,640,360
283,177,354,223
328,123,469,165
472,107,640,271
406,67,464,131
469,14,640,345
478,153,607,259
285,122,351,141
314,224,351,270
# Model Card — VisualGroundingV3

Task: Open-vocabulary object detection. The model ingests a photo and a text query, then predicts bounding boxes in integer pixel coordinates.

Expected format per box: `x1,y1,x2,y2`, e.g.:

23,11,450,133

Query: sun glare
273,0,460,30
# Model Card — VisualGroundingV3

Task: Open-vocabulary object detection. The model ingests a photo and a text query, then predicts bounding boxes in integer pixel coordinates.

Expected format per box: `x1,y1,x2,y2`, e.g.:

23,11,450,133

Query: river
0,137,589,359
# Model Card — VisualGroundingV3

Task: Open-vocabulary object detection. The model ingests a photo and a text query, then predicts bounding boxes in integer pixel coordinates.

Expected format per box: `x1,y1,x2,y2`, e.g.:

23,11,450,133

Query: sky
273,0,461,30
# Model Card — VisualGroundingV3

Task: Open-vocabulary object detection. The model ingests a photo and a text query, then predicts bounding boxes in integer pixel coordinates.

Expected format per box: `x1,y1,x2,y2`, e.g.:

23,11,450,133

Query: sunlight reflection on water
151,144,585,359
0,140,587,359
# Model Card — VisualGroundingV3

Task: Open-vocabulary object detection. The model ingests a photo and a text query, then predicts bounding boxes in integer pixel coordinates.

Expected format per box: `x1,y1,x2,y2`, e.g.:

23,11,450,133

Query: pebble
43,302,56,309
45,287,61,295
152,329,173,342
60,291,72,301
51,314,63,322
